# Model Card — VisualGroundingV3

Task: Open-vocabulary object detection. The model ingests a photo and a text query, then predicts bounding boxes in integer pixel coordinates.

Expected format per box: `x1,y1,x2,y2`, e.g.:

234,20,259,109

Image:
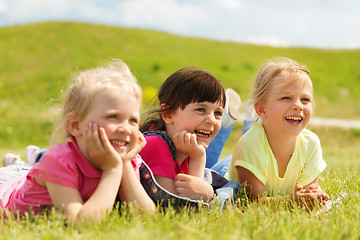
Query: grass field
1,21,360,150
1,22,360,239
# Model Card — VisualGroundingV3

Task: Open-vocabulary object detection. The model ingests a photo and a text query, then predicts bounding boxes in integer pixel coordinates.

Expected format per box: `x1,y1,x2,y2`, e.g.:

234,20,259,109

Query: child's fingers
177,131,200,151
175,173,188,181
317,192,330,203
85,122,98,150
175,186,187,195
173,130,191,145
98,127,113,151
188,133,198,145
89,123,104,151
138,132,147,149
184,132,194,144
295,184,303,191
122,132,146,162
322,193,330,202
171,132,180,146
174,179,189,197
181,131,197,145
174,179,187,188
172,131,183,145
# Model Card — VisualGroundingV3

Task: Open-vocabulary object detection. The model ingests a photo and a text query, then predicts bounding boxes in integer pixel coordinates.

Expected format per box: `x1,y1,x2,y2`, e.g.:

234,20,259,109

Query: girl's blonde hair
251,57,311,104
51,60,142,145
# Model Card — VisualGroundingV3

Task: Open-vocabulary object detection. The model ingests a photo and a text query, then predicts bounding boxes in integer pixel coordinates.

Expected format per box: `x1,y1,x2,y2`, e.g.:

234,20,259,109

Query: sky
0,0,359,49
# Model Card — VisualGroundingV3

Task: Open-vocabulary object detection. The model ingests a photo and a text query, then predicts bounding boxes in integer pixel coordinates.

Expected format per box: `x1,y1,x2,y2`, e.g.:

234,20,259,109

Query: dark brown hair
140,67,225,132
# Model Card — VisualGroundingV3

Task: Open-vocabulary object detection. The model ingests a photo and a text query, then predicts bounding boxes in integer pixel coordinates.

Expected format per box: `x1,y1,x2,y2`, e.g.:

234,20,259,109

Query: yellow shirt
228,121,327,196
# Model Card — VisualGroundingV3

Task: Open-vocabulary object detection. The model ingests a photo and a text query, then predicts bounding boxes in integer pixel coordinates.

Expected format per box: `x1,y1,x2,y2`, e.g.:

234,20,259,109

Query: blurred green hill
0,21,359,148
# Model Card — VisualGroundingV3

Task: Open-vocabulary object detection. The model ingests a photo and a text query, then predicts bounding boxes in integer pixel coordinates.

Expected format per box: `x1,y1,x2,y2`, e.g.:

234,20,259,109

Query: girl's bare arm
46,167,123,223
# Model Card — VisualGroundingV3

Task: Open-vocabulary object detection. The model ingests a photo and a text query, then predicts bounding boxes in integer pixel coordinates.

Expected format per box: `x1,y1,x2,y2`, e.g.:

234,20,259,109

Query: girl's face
164,101,223,148
256,73,313,139
78,89,141,159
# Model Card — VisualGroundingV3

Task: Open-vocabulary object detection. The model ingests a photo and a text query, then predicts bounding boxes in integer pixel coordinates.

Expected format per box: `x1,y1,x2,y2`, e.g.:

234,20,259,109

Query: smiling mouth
285,116,303,124
194,130,211,138
110,140,127,147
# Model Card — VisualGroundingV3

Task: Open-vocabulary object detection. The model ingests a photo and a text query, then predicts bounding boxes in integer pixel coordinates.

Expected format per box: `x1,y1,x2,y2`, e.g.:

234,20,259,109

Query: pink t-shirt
139,135,188,179
0,138,142,215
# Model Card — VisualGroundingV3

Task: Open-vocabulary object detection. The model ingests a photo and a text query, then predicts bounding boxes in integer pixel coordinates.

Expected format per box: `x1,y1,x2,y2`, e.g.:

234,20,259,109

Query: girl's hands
173,130,206,178
292,184,330,210
175,173,214,200
85,122,122,171
172,130,205,159
123,131,146,162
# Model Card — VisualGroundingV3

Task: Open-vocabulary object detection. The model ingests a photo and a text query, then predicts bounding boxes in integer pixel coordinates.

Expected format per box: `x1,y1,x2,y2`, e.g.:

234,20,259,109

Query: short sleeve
296,132,327,186
231,125,269,185
139,135,177,179
131,154,143,180
29,151,80,189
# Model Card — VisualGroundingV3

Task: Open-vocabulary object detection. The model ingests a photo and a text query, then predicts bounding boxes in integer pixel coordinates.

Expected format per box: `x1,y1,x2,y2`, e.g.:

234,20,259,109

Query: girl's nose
117,122,132,134
293,99,303,111
205,113,217,125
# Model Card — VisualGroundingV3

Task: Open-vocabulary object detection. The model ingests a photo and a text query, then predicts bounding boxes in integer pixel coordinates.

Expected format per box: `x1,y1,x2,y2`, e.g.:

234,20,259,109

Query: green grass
2,126,359,239
1,21,360,149
0,126,358,240
1,22,360,239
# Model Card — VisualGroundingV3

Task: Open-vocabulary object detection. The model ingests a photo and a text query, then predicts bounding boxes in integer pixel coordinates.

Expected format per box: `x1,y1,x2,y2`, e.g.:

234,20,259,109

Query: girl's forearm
77,167,123,222
187,156,206,178
119,161,156,213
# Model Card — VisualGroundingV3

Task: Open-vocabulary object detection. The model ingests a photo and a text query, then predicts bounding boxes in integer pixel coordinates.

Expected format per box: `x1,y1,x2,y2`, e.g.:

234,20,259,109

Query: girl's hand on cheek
123,131,146,162
172,130,205,158
85,122,122,171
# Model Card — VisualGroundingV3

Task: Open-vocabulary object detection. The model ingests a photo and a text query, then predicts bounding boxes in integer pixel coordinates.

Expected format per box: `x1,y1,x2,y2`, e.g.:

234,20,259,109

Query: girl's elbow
73,207,109,224
147,203,157,214
139,202,156,215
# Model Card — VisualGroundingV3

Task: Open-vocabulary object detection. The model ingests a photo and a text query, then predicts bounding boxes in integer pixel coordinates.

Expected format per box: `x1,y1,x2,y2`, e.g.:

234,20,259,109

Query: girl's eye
129,118,139,124
107,115,118,119
301,98,311,103
281,96,290,100
195,108,206,113
214,110,223,117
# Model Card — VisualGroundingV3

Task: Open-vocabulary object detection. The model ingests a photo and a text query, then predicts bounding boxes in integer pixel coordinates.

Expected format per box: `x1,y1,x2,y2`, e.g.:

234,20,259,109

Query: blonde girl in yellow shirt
228,57,330,209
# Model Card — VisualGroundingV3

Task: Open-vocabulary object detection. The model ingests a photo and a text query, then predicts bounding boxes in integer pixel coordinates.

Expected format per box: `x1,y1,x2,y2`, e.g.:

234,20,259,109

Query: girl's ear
66,113,82,137
159,103,173,124
254,101,266,119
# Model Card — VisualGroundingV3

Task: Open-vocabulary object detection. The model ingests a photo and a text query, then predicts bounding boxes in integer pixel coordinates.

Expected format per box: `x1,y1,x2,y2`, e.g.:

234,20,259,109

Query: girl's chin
113,146,127,156
197,136,213,148
117,151,127,159
198,141,209,148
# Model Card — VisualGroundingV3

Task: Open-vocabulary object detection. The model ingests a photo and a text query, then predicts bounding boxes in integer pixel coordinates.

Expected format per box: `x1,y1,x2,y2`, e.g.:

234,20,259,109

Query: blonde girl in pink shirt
0,60,155,222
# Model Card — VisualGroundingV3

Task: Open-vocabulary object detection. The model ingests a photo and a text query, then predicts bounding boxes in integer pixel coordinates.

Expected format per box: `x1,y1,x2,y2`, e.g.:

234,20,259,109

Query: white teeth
111,140,126,146
286,116,302,121
196,130,211,134
195,130,211,137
